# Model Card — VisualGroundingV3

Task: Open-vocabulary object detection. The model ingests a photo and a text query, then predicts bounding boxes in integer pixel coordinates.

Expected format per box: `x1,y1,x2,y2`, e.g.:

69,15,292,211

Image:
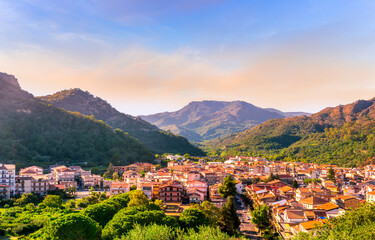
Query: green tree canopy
42,195,63,208
81,202,117,227
218,196,240,236
179,208,209,229
219,175,237,198
41,213,101,240
191,201,220,226
250,204,271,229
128,190,149,207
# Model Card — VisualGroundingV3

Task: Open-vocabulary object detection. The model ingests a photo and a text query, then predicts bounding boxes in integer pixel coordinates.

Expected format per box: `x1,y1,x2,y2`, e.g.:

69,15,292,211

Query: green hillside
207,99,375,167
0,72,153,168
39,89,204,156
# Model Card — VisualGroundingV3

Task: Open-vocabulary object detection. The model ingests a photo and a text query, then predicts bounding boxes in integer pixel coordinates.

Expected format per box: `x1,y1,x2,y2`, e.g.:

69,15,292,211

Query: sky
1,0,375,115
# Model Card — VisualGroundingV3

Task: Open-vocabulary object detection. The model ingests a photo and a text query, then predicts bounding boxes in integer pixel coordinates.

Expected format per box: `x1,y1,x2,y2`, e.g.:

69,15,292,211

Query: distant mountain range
39,89,203,155
141,100,310,142
207,98,375,167
0,73,153,167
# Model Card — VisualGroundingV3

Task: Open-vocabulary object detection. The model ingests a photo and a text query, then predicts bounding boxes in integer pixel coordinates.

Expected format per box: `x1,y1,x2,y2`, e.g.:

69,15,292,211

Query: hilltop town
2,155,375,239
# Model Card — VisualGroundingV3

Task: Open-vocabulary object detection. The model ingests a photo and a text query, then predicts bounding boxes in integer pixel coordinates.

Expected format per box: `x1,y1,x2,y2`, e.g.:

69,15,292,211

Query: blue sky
1,0,375,115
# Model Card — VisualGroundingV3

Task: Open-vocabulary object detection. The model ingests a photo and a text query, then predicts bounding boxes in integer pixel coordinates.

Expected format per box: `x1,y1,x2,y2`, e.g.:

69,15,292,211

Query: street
235,196,262,239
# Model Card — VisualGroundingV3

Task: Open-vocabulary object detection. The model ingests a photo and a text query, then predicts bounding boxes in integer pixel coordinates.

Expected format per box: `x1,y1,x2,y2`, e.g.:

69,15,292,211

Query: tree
153,199,164,209
218,196,240,236
130,185,137,191
191,201,220,226
128,190,149,207
292,179,299,189
140,170,145,177
183,153,191,159
179,208,209,229
42,213,101,240
68,186,77,195
43,195,63,208
327,166,336,182
219,175,237,198
81,202,117,227
14,193,42,206
251,204,271,229
113,171,119,181
104,163,115,179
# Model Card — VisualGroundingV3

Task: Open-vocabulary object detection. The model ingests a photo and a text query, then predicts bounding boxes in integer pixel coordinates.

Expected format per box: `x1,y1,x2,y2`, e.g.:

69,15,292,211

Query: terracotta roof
279,186,293,193
286,210,306,220
300,220,323,230
315,202,339,211
111,182,129,188
300,196,328,206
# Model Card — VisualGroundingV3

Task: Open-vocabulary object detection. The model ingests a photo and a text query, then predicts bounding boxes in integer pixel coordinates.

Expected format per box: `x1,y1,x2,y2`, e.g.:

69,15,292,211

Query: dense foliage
40,89,204,155
0,190,245,239
294,203,375,240
0,100,154,168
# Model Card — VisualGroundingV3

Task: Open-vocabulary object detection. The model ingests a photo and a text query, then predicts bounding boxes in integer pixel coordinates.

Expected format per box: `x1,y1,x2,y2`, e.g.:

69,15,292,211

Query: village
1,155,375,239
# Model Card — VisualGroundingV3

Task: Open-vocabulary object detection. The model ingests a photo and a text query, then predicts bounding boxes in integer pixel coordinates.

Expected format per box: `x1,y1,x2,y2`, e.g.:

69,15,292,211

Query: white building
0,164,15,194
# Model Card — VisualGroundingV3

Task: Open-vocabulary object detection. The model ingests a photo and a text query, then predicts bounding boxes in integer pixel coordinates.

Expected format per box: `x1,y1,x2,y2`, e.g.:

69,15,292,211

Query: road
235,195,262,240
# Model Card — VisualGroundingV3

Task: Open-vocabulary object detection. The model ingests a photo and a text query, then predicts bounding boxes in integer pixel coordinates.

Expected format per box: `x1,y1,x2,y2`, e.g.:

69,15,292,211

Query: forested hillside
0,72,153,168
207,99,375,167
39,89,204,155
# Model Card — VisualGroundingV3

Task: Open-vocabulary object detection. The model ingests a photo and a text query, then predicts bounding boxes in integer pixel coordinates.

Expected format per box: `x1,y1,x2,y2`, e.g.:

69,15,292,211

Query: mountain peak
0,72,32,100
142,100,288,141
0,72,21,90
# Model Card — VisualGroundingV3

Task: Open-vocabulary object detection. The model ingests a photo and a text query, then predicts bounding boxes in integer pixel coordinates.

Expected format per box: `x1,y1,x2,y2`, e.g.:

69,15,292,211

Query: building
186,180,207,202
0,164,15,194
110,182,129,195
15,175,49,195
209,183,226,207
0,184,11,199
159,181,183,203
19,166,43,176
123,170,141,186
53,166,75,183
81,174,103,188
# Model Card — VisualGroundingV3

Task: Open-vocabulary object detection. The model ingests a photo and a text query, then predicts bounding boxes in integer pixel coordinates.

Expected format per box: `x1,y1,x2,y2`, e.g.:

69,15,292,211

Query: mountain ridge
207,98,375,167
141,100,310,142
39,89,204,155
0,72,154,167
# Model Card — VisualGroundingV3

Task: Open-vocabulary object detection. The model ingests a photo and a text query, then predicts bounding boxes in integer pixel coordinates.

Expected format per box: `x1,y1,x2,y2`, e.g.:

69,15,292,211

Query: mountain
141,100,310,142
0,72,153,168
39,89,204,155
207,98,375,167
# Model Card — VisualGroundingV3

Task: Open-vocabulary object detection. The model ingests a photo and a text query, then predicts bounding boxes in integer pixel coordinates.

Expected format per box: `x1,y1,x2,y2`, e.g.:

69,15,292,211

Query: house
331,195,360,209
292,220,323,235
209,183,226,207
81,174,103,188
0,164,15,194
283,209,308,224
186,180,207,202
279,186,295,198
159,181,184,203
187,189,206,203
300,196,328,209
315,202,342,218
110,182,129,195
53,166,75,183
123,170,140,186
19,166,43,176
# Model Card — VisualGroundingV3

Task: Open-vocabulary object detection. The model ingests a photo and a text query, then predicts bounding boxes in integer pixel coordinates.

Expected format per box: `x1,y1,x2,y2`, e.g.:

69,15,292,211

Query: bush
40,213,101,240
